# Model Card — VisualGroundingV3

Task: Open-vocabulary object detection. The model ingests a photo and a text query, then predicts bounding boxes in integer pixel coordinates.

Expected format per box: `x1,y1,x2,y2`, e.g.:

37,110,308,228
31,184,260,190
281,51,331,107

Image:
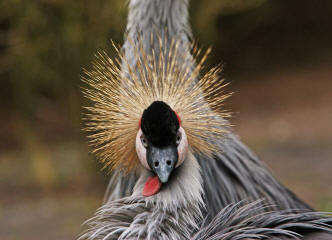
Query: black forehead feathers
141,101,180,147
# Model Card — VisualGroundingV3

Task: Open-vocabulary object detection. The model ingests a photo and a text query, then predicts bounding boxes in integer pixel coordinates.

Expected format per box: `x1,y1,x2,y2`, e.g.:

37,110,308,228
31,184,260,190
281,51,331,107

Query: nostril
166,160,172,166
154,161,159,167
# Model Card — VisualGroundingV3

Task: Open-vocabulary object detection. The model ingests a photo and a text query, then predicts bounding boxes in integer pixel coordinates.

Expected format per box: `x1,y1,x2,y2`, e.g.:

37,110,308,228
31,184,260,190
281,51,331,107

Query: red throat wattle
142,176,161,197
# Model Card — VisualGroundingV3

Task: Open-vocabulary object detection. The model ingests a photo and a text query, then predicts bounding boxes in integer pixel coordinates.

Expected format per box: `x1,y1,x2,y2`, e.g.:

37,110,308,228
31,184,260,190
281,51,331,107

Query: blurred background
1,0,332,239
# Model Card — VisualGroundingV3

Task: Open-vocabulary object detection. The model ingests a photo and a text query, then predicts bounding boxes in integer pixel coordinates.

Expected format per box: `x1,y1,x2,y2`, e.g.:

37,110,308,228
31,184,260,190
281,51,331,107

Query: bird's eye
140,135,148,148
176,132,182,145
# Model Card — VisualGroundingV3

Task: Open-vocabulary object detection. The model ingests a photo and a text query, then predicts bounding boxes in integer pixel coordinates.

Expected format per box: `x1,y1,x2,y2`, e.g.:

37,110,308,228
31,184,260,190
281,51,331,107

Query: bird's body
79,0,332,239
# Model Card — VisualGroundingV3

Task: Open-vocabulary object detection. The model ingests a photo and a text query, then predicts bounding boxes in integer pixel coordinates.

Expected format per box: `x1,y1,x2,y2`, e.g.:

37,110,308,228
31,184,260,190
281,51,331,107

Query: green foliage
0,0,127,123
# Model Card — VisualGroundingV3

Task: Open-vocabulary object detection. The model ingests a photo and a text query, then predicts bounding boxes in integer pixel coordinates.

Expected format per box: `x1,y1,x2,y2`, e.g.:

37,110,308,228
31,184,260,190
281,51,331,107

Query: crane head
83,39,231,187
136,101,188,183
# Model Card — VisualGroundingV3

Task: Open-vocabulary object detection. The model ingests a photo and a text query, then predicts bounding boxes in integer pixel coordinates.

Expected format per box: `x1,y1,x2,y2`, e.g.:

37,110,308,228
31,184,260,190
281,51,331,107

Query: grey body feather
81,199,332,240
193,201,332,240
82,153,332,240
80,0,332,239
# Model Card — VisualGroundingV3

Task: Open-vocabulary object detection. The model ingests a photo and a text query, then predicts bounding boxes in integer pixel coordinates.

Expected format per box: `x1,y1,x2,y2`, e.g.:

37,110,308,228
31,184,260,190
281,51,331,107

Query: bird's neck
124,0,192,74
133,150,204,211
126,0,191,44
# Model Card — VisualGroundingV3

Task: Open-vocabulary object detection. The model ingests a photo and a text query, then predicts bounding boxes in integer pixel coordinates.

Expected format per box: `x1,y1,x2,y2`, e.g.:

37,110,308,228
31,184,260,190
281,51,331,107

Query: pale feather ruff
82,40,231,172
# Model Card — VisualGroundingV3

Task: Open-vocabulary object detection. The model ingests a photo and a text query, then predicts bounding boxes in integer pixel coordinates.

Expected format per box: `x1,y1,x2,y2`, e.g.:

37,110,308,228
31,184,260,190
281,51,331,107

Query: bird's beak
147,145,178,183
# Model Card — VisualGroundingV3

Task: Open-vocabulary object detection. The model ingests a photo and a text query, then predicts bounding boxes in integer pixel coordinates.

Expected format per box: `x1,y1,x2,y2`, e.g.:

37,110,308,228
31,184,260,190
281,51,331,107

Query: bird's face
135,101,188,184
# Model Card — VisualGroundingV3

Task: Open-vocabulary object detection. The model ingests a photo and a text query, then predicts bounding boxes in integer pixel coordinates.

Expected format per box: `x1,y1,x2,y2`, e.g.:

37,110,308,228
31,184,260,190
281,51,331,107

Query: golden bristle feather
82,39,231,173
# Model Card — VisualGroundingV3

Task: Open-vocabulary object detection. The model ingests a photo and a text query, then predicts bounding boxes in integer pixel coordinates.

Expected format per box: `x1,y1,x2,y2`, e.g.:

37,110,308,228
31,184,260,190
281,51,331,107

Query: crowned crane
104,0,312,217
79,0,332,239
80,37,332,240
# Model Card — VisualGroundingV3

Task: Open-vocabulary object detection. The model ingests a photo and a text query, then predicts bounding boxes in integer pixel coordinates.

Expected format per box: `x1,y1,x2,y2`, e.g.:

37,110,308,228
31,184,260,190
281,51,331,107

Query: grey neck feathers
123,0,192,72
127,0,191,39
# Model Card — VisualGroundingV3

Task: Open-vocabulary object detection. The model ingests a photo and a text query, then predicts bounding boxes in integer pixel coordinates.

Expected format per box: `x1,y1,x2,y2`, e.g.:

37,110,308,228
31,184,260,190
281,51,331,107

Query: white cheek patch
176,127,188,168
136,129,151,170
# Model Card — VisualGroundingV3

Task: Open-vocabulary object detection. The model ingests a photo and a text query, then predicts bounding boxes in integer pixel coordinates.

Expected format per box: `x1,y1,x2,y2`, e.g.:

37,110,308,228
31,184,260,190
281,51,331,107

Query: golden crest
82,39,231,173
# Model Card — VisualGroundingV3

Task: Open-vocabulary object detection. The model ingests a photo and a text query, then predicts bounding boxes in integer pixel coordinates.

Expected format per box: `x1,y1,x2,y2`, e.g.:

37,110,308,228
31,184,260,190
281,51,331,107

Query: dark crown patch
141,101,180,147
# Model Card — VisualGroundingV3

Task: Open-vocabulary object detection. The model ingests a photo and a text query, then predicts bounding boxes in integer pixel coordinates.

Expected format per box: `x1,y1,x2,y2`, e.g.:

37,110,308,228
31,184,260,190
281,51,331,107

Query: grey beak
147,145,178,183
